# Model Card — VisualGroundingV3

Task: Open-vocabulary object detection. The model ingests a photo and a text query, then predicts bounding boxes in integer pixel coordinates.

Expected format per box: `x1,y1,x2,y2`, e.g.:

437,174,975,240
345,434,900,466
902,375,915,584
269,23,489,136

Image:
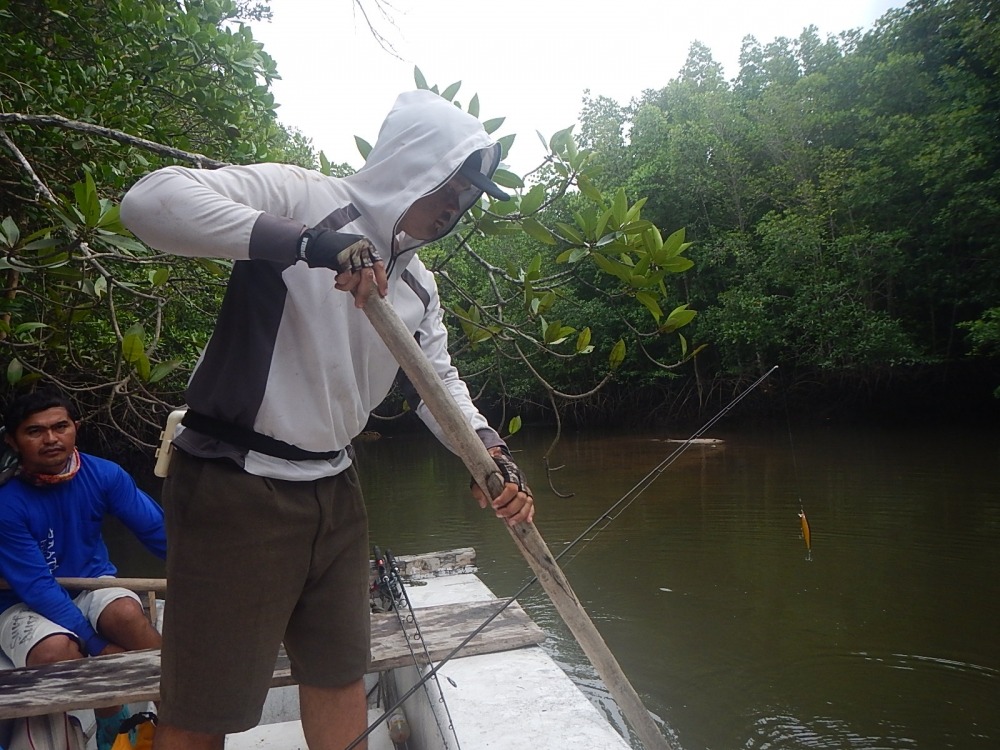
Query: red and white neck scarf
18,449,81,487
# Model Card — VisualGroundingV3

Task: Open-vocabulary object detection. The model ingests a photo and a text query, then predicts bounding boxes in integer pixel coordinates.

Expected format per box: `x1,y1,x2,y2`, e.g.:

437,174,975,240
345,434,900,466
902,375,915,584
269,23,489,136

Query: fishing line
347,366,777,749
783,388,812,561
558,365,779,567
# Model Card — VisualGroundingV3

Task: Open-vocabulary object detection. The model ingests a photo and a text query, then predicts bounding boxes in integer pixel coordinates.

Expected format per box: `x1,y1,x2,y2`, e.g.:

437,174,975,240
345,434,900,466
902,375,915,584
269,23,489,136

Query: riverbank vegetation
2,0,997,461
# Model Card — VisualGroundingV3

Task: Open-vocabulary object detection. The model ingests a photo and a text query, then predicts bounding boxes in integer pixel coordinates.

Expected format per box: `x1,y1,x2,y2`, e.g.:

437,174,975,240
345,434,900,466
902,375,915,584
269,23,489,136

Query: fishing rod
346,363,778,750
377,546,462,750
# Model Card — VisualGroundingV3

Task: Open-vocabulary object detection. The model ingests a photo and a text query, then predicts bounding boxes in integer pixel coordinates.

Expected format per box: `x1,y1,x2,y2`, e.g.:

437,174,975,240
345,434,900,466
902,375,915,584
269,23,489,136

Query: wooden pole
364,294,673,750
0,577,167,593
0,577,165,626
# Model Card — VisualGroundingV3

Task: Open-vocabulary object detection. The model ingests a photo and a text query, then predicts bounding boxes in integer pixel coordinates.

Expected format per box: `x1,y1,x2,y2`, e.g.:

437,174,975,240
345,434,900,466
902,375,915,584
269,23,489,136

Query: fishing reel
370,544,404,613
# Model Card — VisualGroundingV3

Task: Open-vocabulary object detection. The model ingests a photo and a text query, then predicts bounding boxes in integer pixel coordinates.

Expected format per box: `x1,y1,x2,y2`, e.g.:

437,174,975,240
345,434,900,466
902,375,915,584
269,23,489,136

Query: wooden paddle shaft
364,293,672,750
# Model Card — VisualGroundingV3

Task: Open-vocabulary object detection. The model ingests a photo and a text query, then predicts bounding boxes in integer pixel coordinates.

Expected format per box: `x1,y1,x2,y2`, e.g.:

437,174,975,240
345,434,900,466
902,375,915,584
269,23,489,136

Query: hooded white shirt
121,91,505,479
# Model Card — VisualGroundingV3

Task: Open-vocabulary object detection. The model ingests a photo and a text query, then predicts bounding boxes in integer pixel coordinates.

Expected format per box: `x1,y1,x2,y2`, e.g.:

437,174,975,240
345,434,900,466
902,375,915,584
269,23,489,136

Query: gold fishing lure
799,505,812,560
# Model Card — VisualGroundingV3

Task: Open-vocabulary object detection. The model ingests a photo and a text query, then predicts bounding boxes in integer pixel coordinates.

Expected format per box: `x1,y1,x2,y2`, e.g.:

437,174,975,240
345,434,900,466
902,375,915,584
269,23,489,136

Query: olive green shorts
158,450,371,734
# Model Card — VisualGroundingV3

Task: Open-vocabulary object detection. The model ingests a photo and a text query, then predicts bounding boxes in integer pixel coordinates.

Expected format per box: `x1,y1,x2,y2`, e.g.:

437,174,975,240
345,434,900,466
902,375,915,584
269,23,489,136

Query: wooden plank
392,548,478,579
0,599,543,719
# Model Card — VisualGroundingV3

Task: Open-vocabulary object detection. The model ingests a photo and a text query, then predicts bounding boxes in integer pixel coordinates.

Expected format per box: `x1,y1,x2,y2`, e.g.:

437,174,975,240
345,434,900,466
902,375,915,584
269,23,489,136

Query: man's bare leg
153,725,224,750
95,595,163,721
300,678,367,750
96,596,162,651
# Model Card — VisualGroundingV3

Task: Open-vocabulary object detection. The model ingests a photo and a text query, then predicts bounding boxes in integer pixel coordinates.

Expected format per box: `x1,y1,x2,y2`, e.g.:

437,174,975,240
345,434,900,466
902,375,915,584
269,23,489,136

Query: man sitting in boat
0,389,166,750
119,89,535,750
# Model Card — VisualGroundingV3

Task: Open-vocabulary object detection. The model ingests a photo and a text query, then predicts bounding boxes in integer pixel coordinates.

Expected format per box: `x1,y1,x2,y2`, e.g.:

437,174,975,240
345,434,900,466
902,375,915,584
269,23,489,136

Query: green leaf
355,136,372,161
553,222,584,245
491,198,519,217
121,325,145,363
491,168,523,190
149,359,184,383
548,125,575,154
662,256,695,273
520,217,556,245
195,258,231,276
534,290,557,316
482,117,505,135
520,184,546,215
609,339,626,370
413,66,428,89
612,188,628,225
74,172,101,227
661,227,687,258
96,234,147,255
441,81,462,101
635,291,663,322
623,197,648,223
644,227,664,256
14,322,49,336
496,133,516,158
591,253,633,282
0,216,19,248
149,268,170,286
596,209,614,239
576,327,592,353
467,93,480,118
659,304,697,334
134,352,151,381
543,319,574,345
619,220,654,235
507,415,522,435
96,203,122,229
577,174,602,203
7,358,23,385
526,254,543,279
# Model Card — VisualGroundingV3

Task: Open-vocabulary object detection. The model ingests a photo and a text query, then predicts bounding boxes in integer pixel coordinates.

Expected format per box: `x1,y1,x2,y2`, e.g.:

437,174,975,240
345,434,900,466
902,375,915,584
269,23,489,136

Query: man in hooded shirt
119,90,535,749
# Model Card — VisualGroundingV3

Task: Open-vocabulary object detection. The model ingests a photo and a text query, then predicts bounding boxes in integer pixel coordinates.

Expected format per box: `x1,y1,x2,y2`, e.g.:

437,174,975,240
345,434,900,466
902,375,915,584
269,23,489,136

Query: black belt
181,411,343,461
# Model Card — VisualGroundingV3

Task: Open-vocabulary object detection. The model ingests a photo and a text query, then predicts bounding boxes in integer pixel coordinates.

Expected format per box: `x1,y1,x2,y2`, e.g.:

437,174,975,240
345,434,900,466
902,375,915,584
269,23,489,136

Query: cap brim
459,163,511,201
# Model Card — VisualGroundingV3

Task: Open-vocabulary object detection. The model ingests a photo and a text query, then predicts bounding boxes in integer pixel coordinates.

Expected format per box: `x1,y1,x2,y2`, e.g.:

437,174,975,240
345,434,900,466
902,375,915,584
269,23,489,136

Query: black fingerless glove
296,228,382,272
472,452,530,495
494,452,530,493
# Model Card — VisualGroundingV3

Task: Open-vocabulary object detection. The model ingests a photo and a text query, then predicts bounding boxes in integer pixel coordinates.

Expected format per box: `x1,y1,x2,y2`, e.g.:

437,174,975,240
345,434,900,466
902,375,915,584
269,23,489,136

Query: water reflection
107,424,1000,749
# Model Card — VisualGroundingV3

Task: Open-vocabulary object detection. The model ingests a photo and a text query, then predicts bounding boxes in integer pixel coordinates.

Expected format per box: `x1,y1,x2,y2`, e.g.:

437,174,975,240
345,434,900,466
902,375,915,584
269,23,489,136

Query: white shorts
0,586,141,667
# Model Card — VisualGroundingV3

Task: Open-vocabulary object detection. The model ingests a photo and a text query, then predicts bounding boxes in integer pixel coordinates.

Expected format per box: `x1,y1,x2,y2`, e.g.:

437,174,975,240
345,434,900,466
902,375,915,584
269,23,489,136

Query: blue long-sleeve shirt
0,453,166,656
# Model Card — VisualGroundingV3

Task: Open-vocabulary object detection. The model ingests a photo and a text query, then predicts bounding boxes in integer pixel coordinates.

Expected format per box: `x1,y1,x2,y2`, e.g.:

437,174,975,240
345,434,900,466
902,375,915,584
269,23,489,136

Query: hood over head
343,90,506,263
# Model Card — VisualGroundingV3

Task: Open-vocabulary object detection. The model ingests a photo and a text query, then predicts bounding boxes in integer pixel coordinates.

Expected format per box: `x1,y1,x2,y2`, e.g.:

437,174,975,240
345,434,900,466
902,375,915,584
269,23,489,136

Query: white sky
250,0,904,175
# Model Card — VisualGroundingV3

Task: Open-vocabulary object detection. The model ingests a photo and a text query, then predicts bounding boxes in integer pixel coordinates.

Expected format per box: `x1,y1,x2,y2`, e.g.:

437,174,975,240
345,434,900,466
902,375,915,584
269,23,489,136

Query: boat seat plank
0,599,543,720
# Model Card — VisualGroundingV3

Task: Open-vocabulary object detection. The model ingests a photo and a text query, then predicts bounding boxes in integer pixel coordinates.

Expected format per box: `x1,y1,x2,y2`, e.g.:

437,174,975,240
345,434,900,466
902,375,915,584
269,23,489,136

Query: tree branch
0,113,229,169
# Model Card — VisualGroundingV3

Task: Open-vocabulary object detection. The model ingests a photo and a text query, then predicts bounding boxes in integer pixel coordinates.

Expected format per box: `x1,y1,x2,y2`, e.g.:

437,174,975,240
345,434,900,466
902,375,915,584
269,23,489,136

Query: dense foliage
2,0,998,465
0,0,322,451
570,0,999,419
1,0,696,457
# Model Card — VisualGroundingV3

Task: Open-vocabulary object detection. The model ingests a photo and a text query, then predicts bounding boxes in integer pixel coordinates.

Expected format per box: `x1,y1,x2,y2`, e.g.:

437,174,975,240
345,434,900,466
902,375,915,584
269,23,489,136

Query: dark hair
3,390,80,434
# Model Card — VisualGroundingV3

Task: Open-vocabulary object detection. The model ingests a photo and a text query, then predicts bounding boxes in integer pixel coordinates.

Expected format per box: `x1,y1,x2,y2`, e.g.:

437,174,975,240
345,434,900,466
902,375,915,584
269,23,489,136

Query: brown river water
109,422,1000,749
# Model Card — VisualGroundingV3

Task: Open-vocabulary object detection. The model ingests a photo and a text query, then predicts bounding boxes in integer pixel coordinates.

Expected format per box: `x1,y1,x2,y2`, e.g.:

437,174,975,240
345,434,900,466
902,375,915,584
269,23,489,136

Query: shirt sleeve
0,508,109,656
408,266,505,455
104,465,167,561
120,163,308,265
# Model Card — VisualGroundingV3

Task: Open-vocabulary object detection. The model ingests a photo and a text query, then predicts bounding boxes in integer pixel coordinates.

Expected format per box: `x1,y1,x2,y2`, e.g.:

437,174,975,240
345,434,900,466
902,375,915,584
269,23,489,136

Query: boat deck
227,573,633,749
